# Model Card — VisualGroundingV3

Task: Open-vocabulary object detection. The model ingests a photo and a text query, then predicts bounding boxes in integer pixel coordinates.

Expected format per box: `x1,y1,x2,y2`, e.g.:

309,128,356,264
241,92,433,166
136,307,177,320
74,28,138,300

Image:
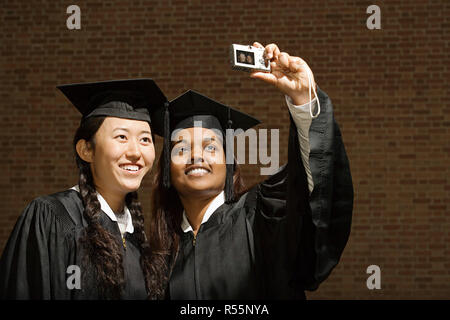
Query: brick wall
0,0,448,299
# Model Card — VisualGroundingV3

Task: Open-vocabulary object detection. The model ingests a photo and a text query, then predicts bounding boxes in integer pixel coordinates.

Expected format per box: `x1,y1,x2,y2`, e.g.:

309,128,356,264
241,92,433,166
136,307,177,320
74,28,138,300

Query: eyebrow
204,137,224,144
113,127,152,135
173,139,188,146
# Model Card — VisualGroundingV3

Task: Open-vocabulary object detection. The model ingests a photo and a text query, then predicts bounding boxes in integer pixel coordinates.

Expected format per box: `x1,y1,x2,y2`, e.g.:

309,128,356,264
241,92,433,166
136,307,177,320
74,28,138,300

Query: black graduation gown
169,88,354,299
0,189,147,300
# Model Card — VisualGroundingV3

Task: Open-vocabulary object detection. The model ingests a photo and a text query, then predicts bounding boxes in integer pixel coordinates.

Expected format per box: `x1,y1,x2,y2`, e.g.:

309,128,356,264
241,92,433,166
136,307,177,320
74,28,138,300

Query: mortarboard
57,78,168,123
151,90,260,203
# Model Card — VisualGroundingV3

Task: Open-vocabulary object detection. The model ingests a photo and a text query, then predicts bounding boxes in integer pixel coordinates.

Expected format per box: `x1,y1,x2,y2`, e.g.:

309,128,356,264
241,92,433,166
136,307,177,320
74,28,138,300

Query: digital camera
229,44,271,73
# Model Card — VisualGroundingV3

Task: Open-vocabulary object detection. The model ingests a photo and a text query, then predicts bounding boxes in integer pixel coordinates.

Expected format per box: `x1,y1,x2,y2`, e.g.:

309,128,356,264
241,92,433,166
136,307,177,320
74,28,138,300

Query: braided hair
73,116,155,299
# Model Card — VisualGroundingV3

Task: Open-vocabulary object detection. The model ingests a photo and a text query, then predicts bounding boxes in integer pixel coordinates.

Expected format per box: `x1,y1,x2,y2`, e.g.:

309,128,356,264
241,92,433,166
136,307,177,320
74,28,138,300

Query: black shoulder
33,189,84,229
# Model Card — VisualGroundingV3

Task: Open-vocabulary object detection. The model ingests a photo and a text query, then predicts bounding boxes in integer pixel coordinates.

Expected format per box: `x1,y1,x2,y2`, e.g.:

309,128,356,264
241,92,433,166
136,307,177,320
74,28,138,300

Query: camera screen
236,50,255,65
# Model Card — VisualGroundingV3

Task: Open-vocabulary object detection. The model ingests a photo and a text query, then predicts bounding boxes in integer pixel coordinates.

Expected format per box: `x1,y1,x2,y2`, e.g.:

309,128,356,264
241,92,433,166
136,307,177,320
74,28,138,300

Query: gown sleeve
251,87,354,294
0,196,75,299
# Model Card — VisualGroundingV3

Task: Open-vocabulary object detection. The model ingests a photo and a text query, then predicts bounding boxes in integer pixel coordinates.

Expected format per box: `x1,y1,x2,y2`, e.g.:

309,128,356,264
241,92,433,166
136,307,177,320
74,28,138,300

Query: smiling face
170,127,226,199
77,117,155,198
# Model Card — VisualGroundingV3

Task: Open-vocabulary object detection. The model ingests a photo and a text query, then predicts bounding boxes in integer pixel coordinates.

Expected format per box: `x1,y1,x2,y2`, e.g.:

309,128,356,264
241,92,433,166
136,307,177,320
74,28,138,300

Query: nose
190,143,204,164
126,138,141,160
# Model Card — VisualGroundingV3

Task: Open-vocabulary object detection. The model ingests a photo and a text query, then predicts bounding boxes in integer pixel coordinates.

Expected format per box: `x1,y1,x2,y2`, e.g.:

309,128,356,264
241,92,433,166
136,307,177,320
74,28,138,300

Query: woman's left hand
250,42,316,106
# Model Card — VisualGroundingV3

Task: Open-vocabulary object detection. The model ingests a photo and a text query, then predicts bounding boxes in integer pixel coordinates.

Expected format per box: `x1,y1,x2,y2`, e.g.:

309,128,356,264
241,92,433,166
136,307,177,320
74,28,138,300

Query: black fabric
57,78,167,122
85,101,151,122
173,115,224,132
168,87,354,299
0,190,147,300
151,89,260,137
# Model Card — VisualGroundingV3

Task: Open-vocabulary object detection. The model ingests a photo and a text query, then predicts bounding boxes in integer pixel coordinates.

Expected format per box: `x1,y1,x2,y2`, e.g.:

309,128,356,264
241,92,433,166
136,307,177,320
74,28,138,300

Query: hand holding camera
231,42,317,106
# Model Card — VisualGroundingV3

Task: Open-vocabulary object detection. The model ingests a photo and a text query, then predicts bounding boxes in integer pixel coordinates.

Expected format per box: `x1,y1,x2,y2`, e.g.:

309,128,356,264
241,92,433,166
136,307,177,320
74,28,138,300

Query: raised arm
249,42,353,294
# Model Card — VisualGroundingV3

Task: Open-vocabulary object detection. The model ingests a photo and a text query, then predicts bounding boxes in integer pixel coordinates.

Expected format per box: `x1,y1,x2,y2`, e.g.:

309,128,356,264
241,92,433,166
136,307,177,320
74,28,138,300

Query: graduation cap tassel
162,101,171,189
225,107,234,203
225,163,234,203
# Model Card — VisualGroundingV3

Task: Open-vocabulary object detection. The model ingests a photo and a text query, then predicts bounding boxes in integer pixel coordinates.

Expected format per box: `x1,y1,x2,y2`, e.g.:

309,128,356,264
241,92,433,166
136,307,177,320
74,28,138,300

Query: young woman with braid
0,79,168,299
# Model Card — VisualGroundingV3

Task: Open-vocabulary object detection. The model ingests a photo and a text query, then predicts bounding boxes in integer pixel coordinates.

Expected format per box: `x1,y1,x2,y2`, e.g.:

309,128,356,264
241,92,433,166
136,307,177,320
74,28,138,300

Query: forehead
100,117,151,131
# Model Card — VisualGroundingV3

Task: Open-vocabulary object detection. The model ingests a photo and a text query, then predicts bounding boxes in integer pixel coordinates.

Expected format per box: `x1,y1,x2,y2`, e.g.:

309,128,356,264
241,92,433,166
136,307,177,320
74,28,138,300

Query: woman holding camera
148,43,354,299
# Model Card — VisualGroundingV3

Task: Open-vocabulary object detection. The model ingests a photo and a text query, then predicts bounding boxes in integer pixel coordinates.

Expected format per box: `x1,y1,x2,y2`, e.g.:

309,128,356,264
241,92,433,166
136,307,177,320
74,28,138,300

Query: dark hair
73,117,155,299
148,148,247,297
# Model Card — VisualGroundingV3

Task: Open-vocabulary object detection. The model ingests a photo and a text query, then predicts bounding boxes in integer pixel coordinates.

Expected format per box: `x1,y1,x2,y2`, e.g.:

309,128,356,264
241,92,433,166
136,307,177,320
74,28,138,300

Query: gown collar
181,191,225,233
70,185,134,234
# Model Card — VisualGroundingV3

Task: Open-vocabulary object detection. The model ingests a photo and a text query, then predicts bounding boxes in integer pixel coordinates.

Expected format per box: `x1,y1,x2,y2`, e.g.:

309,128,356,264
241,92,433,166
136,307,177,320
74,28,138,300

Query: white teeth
186,168,209,176
121,165,140,172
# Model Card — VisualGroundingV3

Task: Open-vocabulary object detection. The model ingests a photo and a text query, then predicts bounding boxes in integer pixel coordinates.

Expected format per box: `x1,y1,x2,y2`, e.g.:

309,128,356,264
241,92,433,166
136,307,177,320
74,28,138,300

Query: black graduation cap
57,78,168,123
151,90,260,203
